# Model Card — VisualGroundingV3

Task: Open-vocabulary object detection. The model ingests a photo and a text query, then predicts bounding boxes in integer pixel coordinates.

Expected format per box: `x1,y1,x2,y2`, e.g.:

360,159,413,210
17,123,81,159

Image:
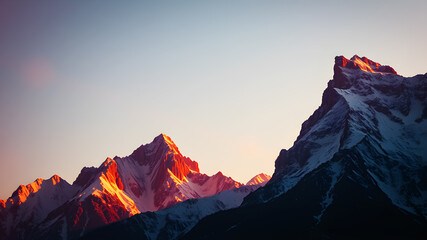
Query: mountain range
0,134,270,240
82,55,427,240
1,55,426,240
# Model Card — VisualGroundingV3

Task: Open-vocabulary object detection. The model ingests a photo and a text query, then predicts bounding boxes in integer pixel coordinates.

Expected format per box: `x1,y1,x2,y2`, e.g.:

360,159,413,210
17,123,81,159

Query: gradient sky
1,0,426,199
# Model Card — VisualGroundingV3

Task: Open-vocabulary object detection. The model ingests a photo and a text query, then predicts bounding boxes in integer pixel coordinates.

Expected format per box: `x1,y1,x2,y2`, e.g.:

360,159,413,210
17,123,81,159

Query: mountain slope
81,184,264,240
33,134,243,239
183,152,426,239
182,55,427,239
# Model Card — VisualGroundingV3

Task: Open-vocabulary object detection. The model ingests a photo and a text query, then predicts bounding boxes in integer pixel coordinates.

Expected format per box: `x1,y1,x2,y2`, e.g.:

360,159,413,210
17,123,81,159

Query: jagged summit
331,55,401,90
0,175,76,240
129,133,194,170
335,55,397,75
7,175,66,205
151,133,181,155
50,174,62,185
137,133,199,176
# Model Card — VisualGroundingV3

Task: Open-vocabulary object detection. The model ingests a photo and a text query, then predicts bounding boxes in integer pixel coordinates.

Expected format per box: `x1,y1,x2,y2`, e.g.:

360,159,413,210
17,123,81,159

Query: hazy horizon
1,0,427,199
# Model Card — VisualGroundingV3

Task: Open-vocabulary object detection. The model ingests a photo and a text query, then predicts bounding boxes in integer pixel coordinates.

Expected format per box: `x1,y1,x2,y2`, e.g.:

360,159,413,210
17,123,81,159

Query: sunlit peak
336,55,397,75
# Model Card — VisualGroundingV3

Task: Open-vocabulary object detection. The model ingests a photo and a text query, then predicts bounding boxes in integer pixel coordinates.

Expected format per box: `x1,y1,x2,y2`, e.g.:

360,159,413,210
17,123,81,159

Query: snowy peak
50,174,62,185
246,173,271,186
10,179,43,204
148,133,182,155
331,55,401,90
130,133,199,174
6,175,66,207
335,55,397,75
251,55,427,216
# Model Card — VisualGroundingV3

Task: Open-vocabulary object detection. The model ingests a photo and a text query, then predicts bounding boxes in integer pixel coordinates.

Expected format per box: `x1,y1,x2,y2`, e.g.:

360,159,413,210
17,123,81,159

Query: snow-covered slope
246,173,271,186
182,55,427,239
81,185,262,240
0,176,77,240
34,134,243,239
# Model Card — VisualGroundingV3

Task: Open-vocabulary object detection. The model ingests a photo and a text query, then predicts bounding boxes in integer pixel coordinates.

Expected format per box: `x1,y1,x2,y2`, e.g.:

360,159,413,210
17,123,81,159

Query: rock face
182,55,427,239
0,134,245,240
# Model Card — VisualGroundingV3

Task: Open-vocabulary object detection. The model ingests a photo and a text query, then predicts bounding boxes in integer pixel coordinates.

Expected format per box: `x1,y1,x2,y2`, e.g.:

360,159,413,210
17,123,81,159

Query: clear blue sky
1,0,426,199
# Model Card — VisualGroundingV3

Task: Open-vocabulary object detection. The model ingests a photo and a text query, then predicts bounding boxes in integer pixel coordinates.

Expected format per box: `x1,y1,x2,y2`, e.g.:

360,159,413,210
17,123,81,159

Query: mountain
37,134,243,239
0,176,77,240
246,173,271,186
0,134,245,240
181,55,427,239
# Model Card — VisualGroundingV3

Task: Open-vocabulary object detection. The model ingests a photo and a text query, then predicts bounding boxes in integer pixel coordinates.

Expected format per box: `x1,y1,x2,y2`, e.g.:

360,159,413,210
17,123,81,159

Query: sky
1,0,426,199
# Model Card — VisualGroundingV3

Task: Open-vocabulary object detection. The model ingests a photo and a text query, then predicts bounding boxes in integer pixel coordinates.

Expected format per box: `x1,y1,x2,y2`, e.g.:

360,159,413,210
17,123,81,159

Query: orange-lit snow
246,173,271,186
